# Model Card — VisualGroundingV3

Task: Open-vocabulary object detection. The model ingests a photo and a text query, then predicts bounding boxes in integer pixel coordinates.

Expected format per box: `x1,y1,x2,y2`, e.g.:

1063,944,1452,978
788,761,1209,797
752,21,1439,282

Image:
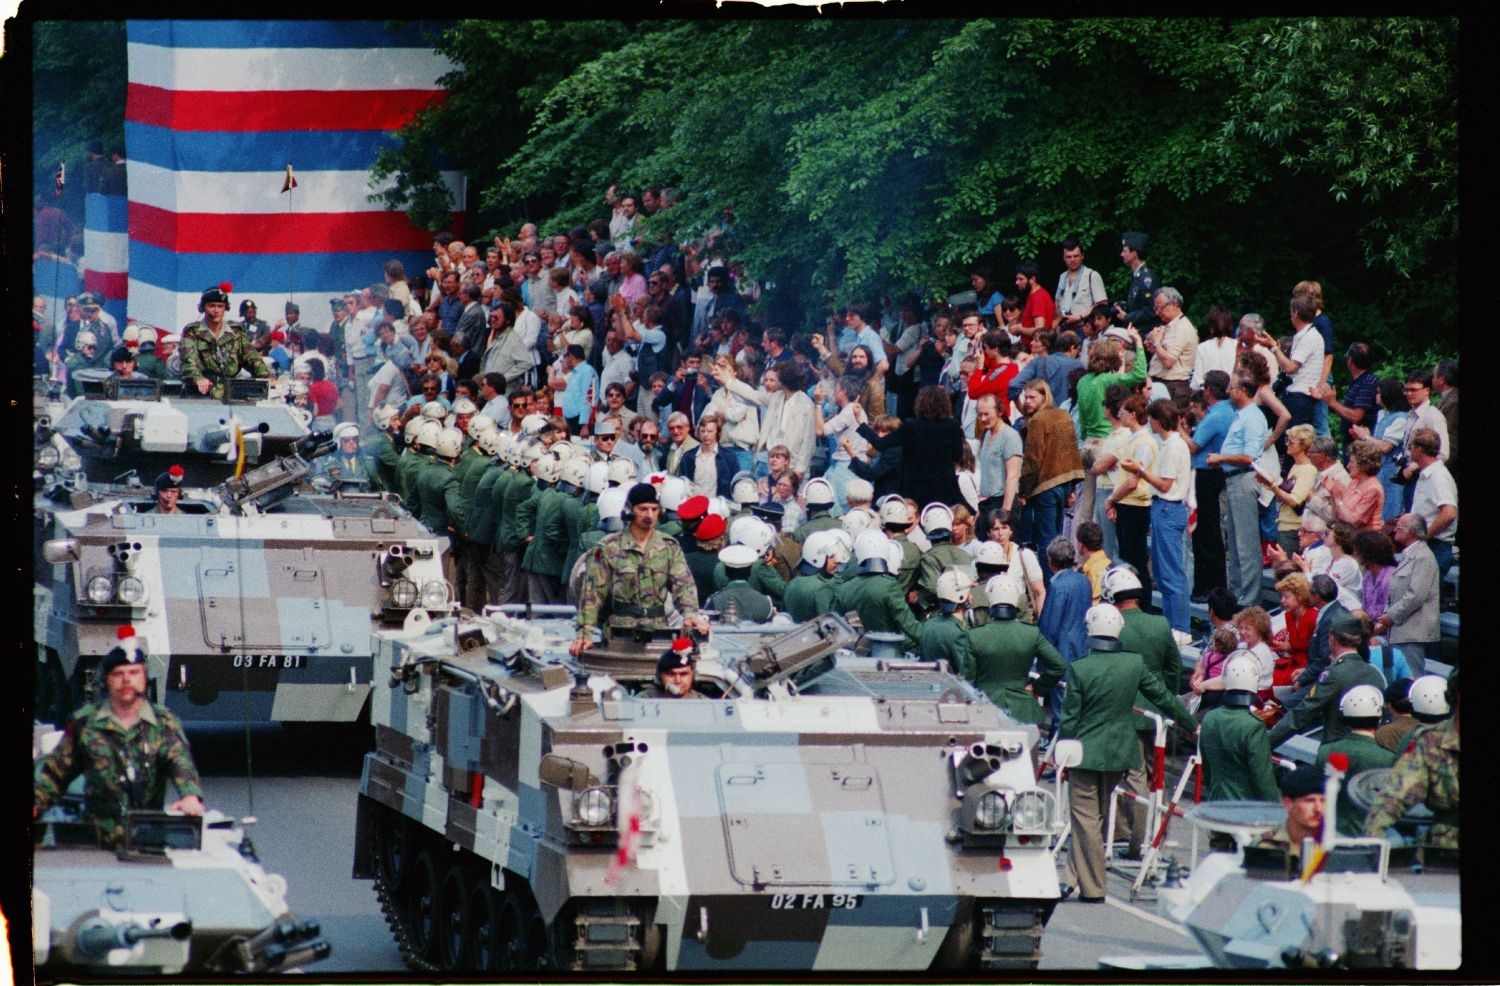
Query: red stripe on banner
129,202,458,253
84,270,130,299
126,84,447,131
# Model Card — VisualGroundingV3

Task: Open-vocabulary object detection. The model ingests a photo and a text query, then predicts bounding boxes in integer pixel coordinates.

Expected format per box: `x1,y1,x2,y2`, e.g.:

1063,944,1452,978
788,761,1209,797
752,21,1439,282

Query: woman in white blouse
712,358,815,477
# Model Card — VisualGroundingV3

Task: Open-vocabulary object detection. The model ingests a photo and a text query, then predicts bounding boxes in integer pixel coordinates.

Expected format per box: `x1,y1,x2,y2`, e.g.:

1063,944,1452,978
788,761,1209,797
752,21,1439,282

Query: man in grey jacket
1374,514,1439,674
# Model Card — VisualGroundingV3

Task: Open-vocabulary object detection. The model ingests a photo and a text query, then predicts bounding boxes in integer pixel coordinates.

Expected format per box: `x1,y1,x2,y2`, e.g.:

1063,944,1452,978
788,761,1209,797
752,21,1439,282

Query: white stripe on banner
126,42,450,90
128,161,464,215
84,229,131,274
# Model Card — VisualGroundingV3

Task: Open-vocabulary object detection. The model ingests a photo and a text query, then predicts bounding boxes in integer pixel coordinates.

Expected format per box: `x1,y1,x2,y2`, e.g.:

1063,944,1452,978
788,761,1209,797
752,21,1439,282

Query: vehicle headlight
973,791,1009,831
60,447,81,471
636,789,658,824
1009,789,1056,834
86,575,114,605
116,576,146,605
419,579,450,609
37,445,60,470
575,787,614,827
390,578,418,608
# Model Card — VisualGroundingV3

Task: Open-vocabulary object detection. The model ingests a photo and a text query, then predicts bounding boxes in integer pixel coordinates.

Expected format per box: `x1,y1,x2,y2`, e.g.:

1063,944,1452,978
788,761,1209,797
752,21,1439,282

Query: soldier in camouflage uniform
1364,674,1458,851
34,635,204,849
179,285,270,398
572,483,707,656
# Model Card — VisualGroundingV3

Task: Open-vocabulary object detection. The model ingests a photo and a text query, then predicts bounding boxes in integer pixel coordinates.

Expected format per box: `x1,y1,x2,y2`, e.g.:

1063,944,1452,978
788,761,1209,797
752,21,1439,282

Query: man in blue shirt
836,302,890,375
1184,370,1234,599
1038,536,1092,736
552,344,600,435
1206,370,1270,608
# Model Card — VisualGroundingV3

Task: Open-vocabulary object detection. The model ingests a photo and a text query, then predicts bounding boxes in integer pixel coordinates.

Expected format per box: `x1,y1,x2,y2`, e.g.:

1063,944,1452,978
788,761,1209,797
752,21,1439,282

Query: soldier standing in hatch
34,631,205,848
573,482,708,656
150,466,186,514
643,639,707,699
180,285,270,398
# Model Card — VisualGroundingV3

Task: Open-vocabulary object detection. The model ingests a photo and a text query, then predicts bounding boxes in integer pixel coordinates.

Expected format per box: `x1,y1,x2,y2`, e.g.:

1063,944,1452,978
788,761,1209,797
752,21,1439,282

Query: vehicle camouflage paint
36,438,450,725
353,610,1066,972
33,728,330,975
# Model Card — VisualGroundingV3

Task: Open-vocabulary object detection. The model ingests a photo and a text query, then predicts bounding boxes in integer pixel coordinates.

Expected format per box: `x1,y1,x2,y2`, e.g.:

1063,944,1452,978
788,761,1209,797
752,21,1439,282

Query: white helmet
845,477,874,505
984,574,1023,611
414,419,444,452
730,516,775,556
825,529,854,566
841,506,877,537
884,539,905,574
551,440,576,462
523,443,545,467
403,416,426,443
854,531,894,574
658,476,689,513
596,487,629,531
935,567,974,607
520,413,549,436
919,502,954,536
1408,675,1452,717
332,422,360,442
973,540,1007,569
434,426,464,459
492,431,515,460
122,324,140,344
475,429,503,457
585,461,610,495
561,455,591,491
708,496,734,520
731,475,760,506
75,330,98,350
1101,565,1144,603
1339,683,1384,720
607,459,638,487
467,414,498,436
420,400,448,420
1220,652,1262,693
1084,603,1124,640
534,452,563,484
803,477,835,508
879,497,912,528
802,530,834,570
376,404,403,430
289,380,310,397
451,397,478,416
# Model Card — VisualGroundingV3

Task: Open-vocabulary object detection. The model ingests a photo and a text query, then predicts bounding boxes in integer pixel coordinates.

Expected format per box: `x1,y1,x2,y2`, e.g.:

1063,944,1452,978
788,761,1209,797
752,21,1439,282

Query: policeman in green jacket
1197,653,1281,802
1058,603,1195,902
835,532,922,653
920,567,975,668
1315,684,1396,836
791,478,841,543
1267,608,1387,748
397,418,438,506
966,575,1065,727
521,452,570,604
365,405,404,493
709,544,775,623
713,516,787,604
913,504,989,616
783,530,848,621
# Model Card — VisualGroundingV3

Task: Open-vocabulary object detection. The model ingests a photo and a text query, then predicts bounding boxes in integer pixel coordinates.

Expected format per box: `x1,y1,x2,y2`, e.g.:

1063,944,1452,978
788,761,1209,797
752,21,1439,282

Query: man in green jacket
1058,603,1195,902
1198,653,1280,802
835,532,922,653
919,568,974,668
1315,684,1396,837
783,530,847,621
966,575,1065,727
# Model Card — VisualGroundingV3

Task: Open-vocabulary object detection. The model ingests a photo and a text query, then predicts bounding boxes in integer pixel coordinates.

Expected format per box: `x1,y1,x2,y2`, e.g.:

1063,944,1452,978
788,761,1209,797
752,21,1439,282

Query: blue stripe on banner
85,193,130,233
126,20,450,49
128,241,434,297
125,121,403,173
105,300,128,327
34,257,84,300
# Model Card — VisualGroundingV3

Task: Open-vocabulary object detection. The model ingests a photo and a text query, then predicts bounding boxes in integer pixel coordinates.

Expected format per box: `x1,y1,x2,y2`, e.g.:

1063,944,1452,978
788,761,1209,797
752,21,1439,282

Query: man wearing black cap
151,465,186,513
643,638,706,699
573,482,707,656
34,628,205,847
1254,764,1325,864
1112,232,1158,333
181,285,270,397
239,299,270,349
108,345,147,381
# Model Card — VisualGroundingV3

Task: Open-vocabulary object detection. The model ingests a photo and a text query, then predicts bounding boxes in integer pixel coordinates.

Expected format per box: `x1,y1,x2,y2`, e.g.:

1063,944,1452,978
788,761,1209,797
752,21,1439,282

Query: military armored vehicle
33,728,331,976
46,373,312,487
353,610,1067,972
35,435,451,725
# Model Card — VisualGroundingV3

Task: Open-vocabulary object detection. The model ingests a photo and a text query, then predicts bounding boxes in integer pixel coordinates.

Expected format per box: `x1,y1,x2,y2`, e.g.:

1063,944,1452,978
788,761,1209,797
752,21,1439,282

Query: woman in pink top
1324,439,1385,532
616,252,649,305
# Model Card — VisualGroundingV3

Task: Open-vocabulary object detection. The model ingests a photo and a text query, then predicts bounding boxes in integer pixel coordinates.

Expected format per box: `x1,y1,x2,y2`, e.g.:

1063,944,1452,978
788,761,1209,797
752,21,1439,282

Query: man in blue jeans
1121,399,1193,635
1016,378,1084,588
1207,371,1271,608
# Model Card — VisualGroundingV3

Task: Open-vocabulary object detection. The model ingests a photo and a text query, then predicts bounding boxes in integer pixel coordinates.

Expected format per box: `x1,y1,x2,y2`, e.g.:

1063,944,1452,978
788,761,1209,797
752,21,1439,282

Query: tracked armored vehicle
353,610,1066,972
47,374,312,487
35,435,450,725
33,727,331,976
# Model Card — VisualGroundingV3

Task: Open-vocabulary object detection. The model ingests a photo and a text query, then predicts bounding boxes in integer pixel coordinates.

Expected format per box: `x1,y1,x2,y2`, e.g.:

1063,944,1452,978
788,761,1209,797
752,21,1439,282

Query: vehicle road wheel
435,859,470,970
497,885,543,971
375,810,412,891
406,849,441,964
468,876,504,972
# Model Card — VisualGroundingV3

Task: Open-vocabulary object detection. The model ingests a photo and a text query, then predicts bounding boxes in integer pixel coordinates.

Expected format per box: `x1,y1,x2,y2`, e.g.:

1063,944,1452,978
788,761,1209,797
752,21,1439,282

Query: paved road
184,722,1215,974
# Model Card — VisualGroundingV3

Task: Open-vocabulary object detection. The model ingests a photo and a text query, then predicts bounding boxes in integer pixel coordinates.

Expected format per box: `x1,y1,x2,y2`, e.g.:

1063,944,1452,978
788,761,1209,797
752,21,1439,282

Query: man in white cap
708,543,774,623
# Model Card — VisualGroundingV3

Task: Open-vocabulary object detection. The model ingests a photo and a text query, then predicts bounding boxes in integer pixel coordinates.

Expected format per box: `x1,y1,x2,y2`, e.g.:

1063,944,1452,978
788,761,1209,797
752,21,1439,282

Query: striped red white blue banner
123,20,461,332
84,193,130,327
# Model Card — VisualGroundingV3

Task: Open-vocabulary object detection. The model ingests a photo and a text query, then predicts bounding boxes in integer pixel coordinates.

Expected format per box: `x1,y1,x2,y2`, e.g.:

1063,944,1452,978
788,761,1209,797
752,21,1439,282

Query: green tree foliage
32,21,128,206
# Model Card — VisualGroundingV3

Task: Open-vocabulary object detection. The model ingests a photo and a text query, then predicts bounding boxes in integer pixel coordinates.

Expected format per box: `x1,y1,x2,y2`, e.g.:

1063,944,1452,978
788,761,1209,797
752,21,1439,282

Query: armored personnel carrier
353,610,1067,972
35,435,450,725
33,728,331,976
46,373,311,487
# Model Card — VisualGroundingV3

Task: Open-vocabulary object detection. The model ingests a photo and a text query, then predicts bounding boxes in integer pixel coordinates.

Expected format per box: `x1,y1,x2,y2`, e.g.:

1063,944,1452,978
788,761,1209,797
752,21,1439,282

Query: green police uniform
1267,651,1386,747
1316,733,1397,836
64,350,108,397
365,431,402,493
893,535,922,593
465,464,506,550
1198,701,1281,802
578,528,700,640
319,451,372,485
415,458,461,538
523,487,571,580
34,701,205,849
179,320,269,398
708,580,775,623
783,571,843,622
965,618,1065,726
835,572,922,653
791,511,841,544
561,496,598,586
915,544,989,615
1362,718,1459,850
396,447,431,507
712,558,787,604
1118,606,1182,727
919,613,973,669
496,472,536,555
135,351,171,381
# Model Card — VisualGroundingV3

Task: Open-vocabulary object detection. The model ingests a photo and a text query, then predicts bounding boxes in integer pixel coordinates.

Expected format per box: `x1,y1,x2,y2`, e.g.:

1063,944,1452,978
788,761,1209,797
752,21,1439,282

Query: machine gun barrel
76,917,192,957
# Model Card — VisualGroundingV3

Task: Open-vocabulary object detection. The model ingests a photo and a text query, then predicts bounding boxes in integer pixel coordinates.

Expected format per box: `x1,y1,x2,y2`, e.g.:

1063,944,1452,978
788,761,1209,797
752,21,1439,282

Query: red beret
678,495,710,521
693,513,727,541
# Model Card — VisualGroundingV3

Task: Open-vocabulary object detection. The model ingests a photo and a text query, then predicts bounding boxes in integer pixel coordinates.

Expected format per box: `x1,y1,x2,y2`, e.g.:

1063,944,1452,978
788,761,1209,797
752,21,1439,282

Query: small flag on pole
281,164,298,193
55,161,65,198
605,757,644,884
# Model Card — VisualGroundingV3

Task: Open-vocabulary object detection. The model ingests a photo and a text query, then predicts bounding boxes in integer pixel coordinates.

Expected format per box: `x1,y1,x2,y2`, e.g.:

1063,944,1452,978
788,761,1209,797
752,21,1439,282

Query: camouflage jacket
1363,718,1459,848
179,320,269,396
578,528,699,636
34,701,204,848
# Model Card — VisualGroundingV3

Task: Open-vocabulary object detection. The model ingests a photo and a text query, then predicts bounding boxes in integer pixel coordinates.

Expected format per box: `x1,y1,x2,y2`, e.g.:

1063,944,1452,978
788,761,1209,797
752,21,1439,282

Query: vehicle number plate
769,893,862,910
